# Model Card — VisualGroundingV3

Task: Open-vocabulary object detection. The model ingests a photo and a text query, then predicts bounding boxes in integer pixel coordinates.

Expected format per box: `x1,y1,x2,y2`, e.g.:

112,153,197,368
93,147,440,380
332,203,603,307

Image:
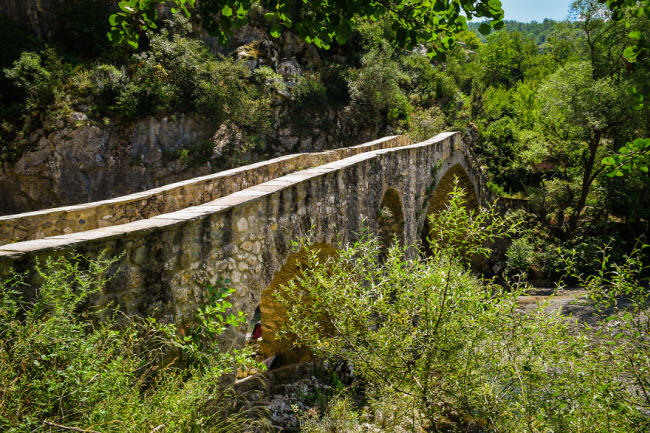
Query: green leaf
623,46,639,60
602,157,616,166
629,30,642,40
478,23,491,35
222,5,233,17
270,24,281,38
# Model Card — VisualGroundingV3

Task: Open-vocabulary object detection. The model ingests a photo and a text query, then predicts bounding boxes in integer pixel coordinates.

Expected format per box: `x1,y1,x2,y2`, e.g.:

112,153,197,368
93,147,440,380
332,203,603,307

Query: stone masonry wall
0,132,484,350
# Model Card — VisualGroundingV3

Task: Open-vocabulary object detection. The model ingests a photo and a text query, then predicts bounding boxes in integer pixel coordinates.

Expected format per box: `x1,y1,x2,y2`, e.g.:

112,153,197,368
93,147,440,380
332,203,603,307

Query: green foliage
401,53,461,111
600,0,650,63
539,61,630,141
347,49,412,128
469,19,563,44
4,52,54,111
91,64,127,106
475,30,538,87
255,65,286,93
292,73,327,111
563,240,650,411
109,0,505,57
0,254,264,432
278,186,650,431
320,63,350,105
426,179,516,259
109,21,272,145
603,137,650,176
108,0,195,49
407,106,447,142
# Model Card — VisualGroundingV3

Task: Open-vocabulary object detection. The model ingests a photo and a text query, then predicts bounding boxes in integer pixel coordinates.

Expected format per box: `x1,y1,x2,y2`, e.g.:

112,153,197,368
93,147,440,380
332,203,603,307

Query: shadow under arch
258,243,338,367
420,163,479,253
378,187,405,259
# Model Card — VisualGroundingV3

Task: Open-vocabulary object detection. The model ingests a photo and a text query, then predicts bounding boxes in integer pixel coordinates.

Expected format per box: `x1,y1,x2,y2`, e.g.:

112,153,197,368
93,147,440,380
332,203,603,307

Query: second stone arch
378,187,406,258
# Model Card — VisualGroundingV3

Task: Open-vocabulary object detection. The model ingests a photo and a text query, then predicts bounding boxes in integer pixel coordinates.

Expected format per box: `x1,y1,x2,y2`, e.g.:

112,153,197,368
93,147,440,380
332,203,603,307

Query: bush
347,49,412,128
4,51,55,111
0,254,266,432
320,63,350,105
278,185,649,432
505,235,535,277
407,105,446,142
293,73,327,112
401,54,460,111
255,66,286,93
91,64,127,106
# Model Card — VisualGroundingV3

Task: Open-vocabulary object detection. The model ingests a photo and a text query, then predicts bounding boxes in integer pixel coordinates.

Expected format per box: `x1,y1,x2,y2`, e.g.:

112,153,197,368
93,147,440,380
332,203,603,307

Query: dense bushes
0,254,265,432
347,49,412,127
279,186,650,432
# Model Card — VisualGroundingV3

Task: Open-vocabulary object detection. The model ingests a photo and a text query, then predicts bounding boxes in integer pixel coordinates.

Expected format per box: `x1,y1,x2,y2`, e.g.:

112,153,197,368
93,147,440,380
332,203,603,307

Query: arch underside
421,162,480,251
258,243,338,366
378,187,405,258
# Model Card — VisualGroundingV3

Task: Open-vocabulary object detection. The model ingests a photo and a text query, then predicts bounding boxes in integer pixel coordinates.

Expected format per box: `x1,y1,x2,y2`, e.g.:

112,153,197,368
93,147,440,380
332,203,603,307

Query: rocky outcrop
0,114,214,215
0,0,114,39
0,11,394,215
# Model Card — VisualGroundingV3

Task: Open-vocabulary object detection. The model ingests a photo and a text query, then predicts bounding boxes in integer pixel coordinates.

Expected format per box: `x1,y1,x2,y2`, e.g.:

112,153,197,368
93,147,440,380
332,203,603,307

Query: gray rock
277,57,301,78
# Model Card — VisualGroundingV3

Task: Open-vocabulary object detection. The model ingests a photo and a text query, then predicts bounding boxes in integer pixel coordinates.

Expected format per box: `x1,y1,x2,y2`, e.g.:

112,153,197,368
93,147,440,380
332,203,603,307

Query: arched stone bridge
0,132,488,364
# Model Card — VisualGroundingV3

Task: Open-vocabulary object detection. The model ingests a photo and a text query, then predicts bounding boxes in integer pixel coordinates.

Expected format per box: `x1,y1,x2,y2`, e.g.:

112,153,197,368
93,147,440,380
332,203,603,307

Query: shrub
0,254,266,432
278,185,649,432
91,64,127,106
347,49,412,128
293,73,327,112
407,105,446,142
505,235,535,277
320,63,350,105
255,65,286,93
4,51,55,111
401,54,460,111
114,24,272,145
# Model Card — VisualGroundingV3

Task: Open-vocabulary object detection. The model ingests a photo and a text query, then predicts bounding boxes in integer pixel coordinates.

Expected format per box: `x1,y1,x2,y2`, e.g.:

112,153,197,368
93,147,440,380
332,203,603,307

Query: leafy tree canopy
109,0,505,57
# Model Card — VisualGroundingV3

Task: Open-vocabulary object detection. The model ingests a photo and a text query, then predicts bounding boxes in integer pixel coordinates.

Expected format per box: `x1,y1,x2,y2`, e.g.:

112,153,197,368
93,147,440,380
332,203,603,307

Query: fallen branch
43,421,103,433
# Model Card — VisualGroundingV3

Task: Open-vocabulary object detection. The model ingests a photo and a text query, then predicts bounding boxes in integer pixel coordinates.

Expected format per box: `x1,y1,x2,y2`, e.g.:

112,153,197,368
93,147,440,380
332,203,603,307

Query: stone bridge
0,132,487,364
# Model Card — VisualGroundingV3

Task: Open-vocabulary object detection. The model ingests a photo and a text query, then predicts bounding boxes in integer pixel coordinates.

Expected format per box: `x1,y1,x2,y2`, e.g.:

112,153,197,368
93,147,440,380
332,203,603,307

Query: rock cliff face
0,114,214,215
0,0,114,39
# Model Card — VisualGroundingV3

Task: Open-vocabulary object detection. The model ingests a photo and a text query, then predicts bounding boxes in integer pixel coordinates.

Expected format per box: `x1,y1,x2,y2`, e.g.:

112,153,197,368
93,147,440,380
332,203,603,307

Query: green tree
109,0,505,55
537,60,634,238
597,0,650,176
475,30,538,87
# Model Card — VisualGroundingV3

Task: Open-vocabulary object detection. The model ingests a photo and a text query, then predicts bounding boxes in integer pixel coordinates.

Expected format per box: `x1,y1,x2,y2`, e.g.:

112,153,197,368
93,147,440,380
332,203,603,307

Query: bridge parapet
0,136,410,245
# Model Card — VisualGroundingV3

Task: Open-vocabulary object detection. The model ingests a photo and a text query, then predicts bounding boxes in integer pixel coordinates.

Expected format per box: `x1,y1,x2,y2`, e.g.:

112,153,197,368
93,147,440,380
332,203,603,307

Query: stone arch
258,243,338,366
377,187,405,258
420,163,479,251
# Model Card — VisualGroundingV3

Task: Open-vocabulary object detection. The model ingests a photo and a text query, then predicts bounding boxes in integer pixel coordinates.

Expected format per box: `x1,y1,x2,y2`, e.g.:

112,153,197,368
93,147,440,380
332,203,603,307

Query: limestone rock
276,57,301,78
0,115,212,215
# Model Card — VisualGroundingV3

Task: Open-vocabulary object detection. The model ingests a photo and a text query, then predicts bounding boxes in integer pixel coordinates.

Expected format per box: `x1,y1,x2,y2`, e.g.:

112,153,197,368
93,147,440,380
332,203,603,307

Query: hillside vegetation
0,0,649,431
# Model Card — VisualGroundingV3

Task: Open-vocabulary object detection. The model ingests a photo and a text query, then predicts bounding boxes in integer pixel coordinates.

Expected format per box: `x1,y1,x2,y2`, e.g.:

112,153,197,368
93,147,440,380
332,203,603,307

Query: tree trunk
566,132,602,238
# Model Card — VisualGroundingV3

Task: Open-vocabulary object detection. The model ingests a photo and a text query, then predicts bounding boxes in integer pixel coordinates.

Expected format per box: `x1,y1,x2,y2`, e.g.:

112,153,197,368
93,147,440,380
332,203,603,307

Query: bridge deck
0,136,410,245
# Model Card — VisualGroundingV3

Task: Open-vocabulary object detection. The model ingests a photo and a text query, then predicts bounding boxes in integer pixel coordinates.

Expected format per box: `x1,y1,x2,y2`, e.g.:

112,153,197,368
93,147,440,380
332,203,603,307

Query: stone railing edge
0,132,461,259
0,135,410,244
